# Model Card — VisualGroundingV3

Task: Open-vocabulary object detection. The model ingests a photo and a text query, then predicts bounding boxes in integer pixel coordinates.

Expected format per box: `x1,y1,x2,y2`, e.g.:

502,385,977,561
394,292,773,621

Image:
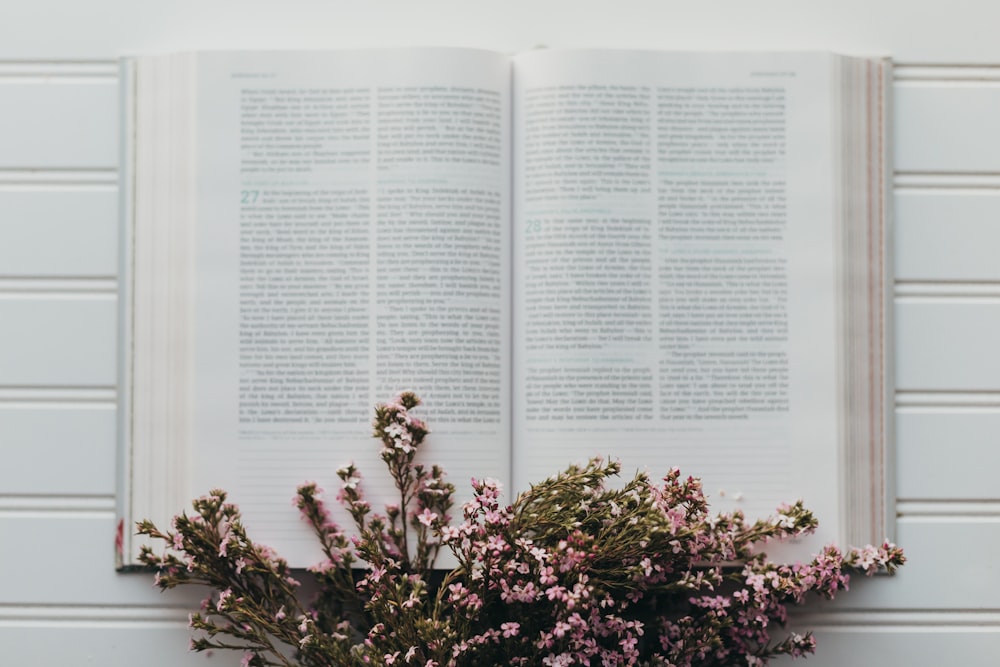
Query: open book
117,48,892,569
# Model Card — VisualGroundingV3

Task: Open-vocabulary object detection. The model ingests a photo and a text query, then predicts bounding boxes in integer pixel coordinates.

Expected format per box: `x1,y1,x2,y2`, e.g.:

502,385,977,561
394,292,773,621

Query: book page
191,49,511,567
511,51,841,553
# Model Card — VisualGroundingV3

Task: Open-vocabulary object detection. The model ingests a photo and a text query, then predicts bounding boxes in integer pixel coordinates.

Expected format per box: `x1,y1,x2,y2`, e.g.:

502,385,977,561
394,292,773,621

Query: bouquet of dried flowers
138,392,903,667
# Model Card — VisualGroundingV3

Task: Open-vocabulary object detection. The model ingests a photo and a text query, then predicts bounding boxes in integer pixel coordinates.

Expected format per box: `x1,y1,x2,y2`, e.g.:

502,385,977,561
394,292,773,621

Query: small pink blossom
417,508,438,527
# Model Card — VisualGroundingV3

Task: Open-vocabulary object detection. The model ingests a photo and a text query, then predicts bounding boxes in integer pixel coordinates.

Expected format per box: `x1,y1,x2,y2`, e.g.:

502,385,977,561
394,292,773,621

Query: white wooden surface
0,191,118,277
3,1,1000,664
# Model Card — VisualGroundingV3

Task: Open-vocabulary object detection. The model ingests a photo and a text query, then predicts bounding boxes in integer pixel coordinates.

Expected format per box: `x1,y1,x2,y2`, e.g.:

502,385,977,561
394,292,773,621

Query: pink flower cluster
439,459,904,667
139,394,904,667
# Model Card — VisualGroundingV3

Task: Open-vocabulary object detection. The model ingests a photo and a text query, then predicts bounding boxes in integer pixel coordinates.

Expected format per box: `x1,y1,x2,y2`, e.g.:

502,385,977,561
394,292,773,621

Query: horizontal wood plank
0,625,217,666
2,618,998,667
775,627,1000,667
895,191,1000,282
0,512,991,610
894,82,1000,173
0,296,116,386
897,410,1000,500
816,517,1000,610
0,513,202,606
7,1,1000,63
0,190,118,277
895,300,1000,391
0,81,117,168
0,405,115,496
5,57,1000,176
